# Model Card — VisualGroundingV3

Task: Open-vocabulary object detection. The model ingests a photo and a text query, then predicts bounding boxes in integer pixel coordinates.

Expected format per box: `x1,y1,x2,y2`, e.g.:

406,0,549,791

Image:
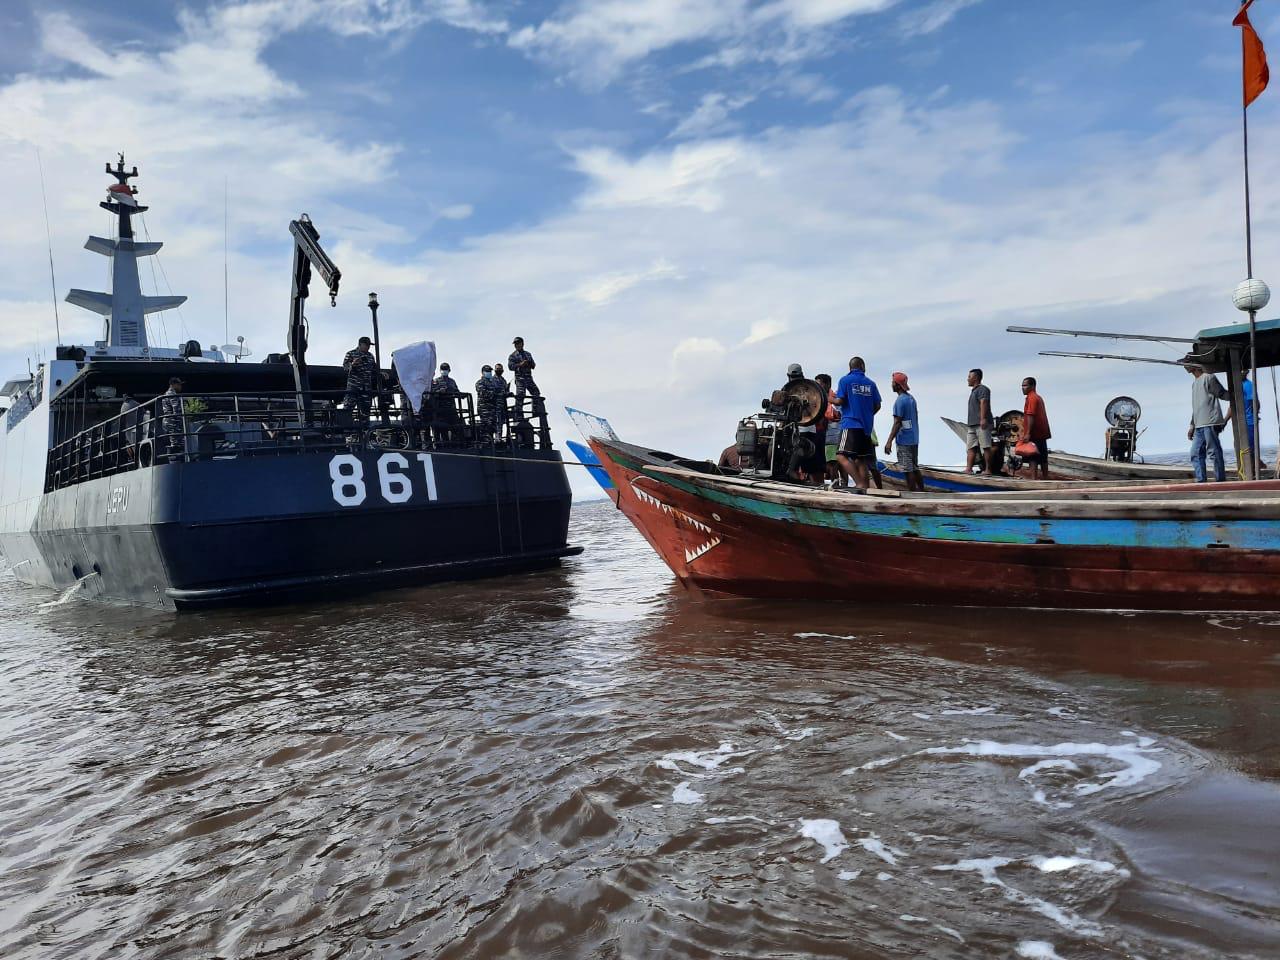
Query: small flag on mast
1234,0,1270,106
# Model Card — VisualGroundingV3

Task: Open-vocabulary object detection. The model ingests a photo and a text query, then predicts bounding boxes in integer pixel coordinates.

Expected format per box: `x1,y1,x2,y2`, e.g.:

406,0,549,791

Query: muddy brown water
0,499,1277,959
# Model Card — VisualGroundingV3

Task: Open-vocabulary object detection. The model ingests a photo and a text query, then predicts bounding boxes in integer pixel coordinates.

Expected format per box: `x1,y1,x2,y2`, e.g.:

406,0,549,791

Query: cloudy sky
1,0,1277,498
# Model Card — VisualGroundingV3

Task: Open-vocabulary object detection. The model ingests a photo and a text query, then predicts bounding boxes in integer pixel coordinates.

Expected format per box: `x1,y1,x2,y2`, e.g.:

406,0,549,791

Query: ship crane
287,213,341,415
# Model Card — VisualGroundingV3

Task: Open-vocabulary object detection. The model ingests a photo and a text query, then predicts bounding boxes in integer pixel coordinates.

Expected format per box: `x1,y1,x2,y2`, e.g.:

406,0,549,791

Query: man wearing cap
508,337,540,411
1186,363,1232,483
475,364,504,441
431,363,460,396
160,376,185,458
884,371,922,491
781,363,822,484
343,336,378,426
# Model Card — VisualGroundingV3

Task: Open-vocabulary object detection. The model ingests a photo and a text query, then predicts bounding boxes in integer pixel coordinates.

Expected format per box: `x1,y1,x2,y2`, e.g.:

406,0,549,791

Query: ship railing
45,387,556,492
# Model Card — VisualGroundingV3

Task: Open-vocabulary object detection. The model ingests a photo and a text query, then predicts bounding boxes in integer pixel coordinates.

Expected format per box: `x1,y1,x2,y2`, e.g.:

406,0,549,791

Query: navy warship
0,157,578,609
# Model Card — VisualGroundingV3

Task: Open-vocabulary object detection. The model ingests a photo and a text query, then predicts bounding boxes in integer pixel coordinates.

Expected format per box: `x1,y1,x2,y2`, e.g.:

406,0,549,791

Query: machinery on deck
1103,395,1142,462
733,378,827,481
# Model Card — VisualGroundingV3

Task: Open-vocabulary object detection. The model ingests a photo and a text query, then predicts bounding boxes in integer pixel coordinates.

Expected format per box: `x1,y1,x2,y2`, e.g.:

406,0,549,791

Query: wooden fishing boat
876,461,1165,493
589,434,1280,611
940,416,1195,481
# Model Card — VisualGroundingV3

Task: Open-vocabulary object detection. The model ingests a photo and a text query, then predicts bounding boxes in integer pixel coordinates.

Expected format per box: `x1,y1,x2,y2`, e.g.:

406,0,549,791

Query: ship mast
65,155,186,351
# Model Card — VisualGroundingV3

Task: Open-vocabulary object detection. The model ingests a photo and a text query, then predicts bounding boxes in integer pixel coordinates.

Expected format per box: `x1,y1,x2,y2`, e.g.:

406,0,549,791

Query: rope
421,447,600,467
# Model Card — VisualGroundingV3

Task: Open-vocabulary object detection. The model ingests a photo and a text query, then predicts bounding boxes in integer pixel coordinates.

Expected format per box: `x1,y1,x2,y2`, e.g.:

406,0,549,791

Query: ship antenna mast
35,147,61,349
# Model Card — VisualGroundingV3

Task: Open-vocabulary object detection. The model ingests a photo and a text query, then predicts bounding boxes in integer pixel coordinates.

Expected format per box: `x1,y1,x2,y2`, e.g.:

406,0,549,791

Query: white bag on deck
390,341,437,413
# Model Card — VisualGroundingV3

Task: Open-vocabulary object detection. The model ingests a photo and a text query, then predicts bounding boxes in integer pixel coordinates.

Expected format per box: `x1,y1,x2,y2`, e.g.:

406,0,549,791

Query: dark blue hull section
4,447,576,610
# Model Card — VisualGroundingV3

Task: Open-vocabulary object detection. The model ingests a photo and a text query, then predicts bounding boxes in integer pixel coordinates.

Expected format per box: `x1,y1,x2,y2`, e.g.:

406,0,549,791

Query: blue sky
1,1,1278,497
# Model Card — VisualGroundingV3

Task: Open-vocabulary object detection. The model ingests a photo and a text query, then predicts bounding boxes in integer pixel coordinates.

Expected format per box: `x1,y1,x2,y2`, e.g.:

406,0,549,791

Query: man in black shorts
832,356,882,490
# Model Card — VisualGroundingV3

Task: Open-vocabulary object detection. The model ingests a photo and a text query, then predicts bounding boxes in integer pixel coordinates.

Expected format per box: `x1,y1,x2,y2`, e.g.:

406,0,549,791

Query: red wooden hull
591,439,1280,611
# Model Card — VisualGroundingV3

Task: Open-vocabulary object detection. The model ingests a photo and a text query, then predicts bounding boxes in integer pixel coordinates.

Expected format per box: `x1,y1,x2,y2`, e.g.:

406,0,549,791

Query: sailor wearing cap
507,337,540,408
431,362,460,396
343,336,378,425
161,376,185,457
475,364,504,440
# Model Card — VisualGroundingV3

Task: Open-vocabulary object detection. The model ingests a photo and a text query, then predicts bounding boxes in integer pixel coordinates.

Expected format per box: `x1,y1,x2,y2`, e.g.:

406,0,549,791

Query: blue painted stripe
880,464,999,493
567,440,615,491
649,470,1280,551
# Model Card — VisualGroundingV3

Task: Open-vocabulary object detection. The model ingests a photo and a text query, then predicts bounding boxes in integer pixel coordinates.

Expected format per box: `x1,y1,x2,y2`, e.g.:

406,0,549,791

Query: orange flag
1234,0,1270,107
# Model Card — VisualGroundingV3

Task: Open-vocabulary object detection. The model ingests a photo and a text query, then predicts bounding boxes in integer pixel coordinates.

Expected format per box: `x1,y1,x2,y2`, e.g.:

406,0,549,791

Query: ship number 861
328,453,438,507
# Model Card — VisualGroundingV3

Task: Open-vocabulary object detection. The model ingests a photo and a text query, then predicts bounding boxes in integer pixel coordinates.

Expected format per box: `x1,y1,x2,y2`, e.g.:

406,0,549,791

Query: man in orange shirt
1019,376,1051,480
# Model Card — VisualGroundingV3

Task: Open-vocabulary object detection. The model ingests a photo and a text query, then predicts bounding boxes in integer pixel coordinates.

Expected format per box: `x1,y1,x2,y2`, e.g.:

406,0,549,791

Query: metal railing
45,388,555,492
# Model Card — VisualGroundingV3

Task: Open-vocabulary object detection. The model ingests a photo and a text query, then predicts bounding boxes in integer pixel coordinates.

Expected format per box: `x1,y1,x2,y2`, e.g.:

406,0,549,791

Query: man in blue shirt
833,356,881,489
1242,369,1265,469
884,371,922,491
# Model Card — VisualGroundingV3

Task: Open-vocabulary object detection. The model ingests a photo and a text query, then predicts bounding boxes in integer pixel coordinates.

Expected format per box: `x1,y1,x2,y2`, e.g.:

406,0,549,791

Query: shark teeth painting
630,480,722,567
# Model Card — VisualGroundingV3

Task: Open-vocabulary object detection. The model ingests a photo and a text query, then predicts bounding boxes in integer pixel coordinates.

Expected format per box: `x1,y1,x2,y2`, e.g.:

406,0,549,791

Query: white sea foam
941,706,996,716
785,727,818,741
912,712,933,720
847,738,1161,799
1016,942,1064,960
1019,759,1081,779
876,871,892,881
798,819,848,863
899,914,927,922
857,834,904,865
1032,855,1126,877
794,632,861,640
837,869,861,881
934,857,1103,938
657,742,752,776
705,815,770,825
672,782,705,804
884,730,907,741
934,924,964,942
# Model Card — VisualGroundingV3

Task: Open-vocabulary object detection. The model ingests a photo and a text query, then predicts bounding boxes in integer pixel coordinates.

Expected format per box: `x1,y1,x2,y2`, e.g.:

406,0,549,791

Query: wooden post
1227,348,1254,479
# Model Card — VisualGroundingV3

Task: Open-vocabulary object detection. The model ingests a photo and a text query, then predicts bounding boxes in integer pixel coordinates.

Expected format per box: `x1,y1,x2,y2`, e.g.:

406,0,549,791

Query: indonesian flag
1234,0,1270,107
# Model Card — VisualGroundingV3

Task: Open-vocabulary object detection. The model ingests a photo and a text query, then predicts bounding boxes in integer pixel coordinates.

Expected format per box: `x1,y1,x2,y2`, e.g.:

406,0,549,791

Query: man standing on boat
1242,368,1265,470
160,377,185,459
965,368,995,476
343,336,377,426
833,356,881,490
884,372,922,491
1186,364,1232,483
475,365,503,441
1019,377,1052,480
508,337,541,414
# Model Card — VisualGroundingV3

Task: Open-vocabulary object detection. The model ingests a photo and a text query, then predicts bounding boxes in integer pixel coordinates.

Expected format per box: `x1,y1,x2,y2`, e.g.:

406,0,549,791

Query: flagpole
1242,11,1262,478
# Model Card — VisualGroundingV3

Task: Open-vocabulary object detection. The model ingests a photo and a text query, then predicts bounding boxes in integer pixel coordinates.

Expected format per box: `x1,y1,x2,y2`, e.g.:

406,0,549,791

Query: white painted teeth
630,480,723,566
684,537,722,564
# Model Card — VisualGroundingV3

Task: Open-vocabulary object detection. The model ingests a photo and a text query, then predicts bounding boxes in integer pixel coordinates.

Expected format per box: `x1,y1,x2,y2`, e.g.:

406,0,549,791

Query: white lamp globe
1233,277,1271,312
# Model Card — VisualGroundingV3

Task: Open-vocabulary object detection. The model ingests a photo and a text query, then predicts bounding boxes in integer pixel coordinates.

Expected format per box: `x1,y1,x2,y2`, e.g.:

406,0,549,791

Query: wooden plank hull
592,437,1280,611
940,416,1195,481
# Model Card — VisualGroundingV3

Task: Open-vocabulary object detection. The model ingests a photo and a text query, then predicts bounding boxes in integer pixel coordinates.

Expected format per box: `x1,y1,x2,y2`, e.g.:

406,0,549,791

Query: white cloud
743,318,789,345
670,92,757,140
898,0,982,38
510,0,901,85
439,203,475,220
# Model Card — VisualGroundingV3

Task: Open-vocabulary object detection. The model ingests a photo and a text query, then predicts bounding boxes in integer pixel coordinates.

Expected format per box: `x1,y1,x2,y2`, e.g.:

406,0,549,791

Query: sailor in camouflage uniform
507,336,541,414
429,362,461,442
160,377,186,457
475,364,504,441
343,336,378,425
431,362,460,396
492,362,510,433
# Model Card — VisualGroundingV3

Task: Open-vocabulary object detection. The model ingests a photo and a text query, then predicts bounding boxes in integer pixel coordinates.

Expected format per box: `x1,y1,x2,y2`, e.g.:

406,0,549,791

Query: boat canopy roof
1190,316,1280,372
52,358,352,400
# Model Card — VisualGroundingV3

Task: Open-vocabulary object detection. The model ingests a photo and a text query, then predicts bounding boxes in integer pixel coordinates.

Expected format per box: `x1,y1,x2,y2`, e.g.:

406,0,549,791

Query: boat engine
1103,396,1141,462
734,378,827,481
